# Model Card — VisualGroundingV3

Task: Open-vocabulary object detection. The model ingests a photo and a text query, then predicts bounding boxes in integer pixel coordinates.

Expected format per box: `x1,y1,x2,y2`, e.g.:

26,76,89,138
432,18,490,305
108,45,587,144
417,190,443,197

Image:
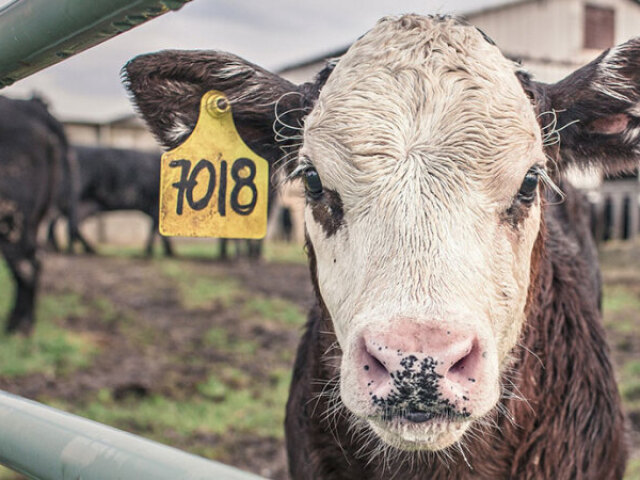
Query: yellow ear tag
159,90,268,239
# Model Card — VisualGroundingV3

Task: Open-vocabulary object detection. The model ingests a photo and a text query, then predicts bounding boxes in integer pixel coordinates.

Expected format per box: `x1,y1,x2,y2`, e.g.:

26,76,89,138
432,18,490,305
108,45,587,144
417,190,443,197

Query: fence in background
589,180,640,242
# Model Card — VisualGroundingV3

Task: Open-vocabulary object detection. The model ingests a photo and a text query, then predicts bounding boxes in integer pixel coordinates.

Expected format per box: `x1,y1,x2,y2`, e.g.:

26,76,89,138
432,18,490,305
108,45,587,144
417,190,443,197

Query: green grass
197,365,251,398
243,296,306,326
620,360,640,408
204,327,258,355
263,242,307,264
53,367,291,442
99,240,237,261
602,285,640,335
625,360,640,377
38,291,88,320
600,245,640,479
99,240,307,264
0,293,97,377
159,261,242,309
0,258,99,378
99,242,221,260
0,323,93,377
91,296,124,327
0,259,14,319
174,241,228,260
603,285,640,313
170,240,306,264
627,458,640,480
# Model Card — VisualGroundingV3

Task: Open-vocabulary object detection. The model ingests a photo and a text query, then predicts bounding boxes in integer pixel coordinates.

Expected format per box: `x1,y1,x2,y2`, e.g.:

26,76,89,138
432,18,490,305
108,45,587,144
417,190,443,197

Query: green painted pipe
0,0,192,88
0,390,266,480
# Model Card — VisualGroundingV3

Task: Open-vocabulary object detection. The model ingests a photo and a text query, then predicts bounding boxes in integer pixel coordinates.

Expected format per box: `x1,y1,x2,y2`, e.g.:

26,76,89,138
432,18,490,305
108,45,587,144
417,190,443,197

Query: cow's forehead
303,15,543,193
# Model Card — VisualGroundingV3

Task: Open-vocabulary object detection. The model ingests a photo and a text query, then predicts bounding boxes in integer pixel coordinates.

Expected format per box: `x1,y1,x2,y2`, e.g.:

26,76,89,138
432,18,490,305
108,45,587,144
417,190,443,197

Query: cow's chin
368,416,471,451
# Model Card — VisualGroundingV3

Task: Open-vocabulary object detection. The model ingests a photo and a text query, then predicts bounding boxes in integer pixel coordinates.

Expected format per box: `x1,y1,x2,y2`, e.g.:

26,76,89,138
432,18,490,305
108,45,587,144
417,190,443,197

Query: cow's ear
543,37,640,174
122,50,307,166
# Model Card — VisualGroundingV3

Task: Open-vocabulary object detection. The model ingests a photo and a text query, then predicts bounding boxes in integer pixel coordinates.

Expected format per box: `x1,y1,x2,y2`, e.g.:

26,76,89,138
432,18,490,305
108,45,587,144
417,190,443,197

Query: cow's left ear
541,37,640,174
122,50,308,167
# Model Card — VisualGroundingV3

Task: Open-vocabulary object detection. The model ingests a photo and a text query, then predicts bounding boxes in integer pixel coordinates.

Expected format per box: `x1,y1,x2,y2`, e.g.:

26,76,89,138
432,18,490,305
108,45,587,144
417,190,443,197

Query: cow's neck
287,200,625,479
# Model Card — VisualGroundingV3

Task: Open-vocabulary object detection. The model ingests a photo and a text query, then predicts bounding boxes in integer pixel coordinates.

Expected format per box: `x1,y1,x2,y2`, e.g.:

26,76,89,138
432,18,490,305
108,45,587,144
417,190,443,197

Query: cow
47,145,174,257
0,95,68,334
122,15,636,479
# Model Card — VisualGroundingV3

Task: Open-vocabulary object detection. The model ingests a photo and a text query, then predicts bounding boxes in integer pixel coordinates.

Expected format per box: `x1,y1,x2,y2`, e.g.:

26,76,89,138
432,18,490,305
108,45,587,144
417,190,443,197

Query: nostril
446,340,478,381
360,341,393,392
450,351,471,373
365,352,387,375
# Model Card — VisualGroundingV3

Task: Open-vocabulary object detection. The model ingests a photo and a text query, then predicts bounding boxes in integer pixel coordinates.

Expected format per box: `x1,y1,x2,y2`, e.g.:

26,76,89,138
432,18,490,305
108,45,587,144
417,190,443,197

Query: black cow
0,95,68,334
47,145,173,256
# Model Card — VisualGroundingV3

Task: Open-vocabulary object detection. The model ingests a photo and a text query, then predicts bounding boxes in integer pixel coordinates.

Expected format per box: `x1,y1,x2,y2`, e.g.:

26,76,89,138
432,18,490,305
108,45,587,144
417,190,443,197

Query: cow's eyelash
289,160,314,180
529,164,543,175
535,164,565,200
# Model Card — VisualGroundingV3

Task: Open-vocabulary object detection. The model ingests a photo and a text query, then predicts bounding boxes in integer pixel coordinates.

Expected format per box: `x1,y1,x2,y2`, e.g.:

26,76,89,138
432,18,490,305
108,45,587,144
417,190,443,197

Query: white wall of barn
470,0,640,82
64,120,161,153
281,0,640,84
470,0,584,68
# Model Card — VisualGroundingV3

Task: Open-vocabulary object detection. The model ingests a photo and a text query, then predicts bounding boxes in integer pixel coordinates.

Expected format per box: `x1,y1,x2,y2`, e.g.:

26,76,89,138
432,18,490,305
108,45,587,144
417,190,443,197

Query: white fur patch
165,118,192,144
215,61,254,80
597,43,637,103
300,15,545,449
628,102,640,117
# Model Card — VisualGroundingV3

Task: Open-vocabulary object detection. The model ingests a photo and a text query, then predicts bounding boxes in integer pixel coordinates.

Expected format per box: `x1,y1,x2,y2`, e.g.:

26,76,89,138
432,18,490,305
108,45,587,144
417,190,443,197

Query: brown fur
286,183,627,479
310,189,344,237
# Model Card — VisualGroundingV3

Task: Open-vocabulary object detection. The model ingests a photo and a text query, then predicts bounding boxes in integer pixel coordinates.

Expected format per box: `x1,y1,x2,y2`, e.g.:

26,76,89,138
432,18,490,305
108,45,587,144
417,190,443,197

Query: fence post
630,188,640,238
0,390,266,480
0,0,192,88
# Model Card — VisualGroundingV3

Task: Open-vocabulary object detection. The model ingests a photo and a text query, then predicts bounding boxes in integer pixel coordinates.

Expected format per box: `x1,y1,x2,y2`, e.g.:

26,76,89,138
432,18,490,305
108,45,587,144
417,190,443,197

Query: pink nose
358,320,483,415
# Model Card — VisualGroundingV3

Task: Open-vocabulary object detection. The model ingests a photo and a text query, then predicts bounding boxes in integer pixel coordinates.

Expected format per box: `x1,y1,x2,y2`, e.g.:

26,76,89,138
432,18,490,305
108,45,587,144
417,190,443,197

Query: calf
123,15,637,479
48,145,173,256
0,96,67,334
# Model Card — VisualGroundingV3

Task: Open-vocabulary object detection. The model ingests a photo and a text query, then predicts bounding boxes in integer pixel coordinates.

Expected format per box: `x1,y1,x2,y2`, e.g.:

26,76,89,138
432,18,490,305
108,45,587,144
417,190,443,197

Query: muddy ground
0,249,313,479
0,240,638,479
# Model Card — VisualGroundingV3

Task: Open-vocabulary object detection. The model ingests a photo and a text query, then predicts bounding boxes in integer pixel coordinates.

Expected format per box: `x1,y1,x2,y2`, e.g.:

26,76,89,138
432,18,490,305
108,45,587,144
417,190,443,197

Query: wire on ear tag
159,90,269,239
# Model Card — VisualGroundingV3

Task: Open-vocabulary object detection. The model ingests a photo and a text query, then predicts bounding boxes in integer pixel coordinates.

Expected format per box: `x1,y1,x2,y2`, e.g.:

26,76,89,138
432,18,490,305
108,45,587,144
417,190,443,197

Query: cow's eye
518,168,540,202
303,167,323,197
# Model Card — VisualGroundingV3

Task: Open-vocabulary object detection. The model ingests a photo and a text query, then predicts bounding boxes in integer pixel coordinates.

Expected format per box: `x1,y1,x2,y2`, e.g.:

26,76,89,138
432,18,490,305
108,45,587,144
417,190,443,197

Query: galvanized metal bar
0,390,266,480
0,0,192,88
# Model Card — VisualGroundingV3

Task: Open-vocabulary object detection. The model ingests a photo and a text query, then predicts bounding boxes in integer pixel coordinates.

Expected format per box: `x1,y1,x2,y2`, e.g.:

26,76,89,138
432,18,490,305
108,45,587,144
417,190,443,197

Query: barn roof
277,0,640,76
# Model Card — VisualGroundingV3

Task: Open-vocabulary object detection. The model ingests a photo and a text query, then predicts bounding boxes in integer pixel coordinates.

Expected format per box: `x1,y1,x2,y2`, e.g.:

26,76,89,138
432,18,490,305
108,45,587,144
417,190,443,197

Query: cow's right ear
542,38,640,175
122,50,307,166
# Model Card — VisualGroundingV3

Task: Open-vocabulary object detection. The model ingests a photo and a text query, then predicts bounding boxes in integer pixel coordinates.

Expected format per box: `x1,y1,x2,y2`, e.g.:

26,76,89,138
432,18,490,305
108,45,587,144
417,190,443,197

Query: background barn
41,0,640,247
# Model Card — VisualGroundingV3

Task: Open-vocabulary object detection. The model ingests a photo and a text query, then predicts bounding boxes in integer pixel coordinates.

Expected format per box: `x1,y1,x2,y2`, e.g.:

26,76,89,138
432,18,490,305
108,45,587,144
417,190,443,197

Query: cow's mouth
377,405,470,423
368,412,472,451
402,410,440,423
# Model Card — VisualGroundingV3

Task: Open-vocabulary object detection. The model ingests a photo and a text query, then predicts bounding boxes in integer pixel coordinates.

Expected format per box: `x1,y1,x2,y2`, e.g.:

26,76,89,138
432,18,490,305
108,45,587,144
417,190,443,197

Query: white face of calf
297,16,544,450
124,13,640,455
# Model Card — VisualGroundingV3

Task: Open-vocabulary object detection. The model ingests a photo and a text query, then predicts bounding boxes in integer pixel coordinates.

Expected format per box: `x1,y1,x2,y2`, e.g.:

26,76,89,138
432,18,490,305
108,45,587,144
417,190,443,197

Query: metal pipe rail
0,0,192,88
0,390,266,480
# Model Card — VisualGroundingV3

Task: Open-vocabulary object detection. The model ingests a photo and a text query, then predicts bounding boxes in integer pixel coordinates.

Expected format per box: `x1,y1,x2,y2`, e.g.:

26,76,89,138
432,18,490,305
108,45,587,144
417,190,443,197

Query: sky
0,0,511,122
